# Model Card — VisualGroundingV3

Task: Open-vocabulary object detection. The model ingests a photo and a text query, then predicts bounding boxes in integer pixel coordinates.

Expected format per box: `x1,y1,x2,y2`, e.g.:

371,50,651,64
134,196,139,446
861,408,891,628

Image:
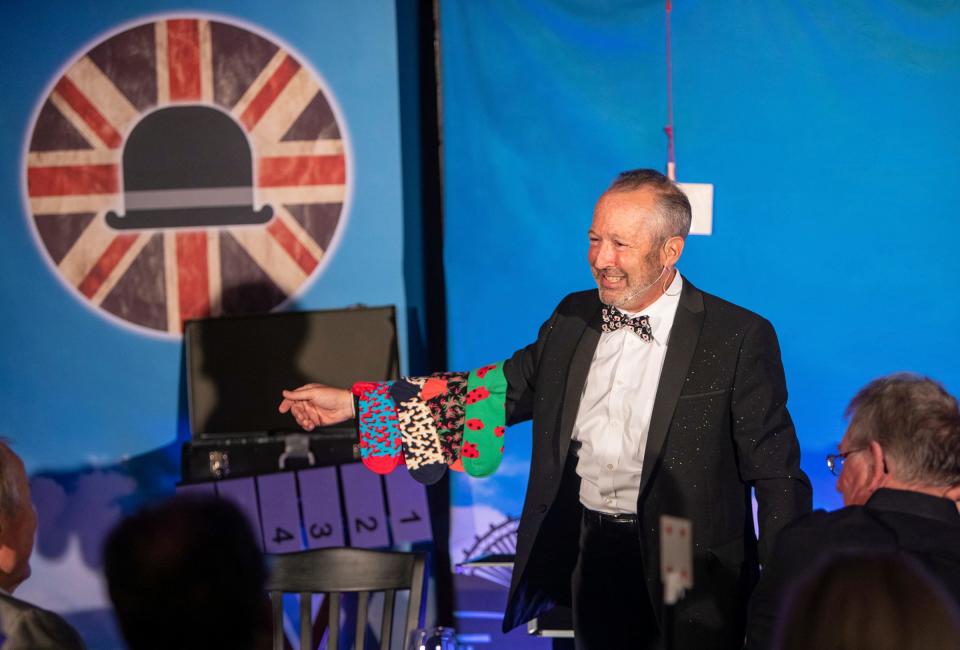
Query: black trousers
571,508,660,650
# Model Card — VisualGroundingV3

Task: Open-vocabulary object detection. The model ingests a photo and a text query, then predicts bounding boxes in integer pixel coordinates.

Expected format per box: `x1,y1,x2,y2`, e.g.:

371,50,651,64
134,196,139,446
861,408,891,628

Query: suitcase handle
279,434,316,470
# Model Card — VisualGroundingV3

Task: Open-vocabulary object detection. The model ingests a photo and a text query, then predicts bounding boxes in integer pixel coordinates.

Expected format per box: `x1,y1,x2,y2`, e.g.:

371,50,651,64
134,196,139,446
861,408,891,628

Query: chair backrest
266,547,426,650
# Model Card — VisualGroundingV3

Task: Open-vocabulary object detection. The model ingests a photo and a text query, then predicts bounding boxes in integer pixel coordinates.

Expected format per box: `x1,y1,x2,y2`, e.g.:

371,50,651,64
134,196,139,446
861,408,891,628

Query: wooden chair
266,547,426,650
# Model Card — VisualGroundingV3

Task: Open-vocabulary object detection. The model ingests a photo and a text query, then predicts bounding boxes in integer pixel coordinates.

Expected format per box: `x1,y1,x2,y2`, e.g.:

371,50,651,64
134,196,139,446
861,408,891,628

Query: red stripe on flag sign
27,164,118,197
257,155,346,187
167,19,202,101
175,232,210,326
53,78,123,148
78,235,138,298
239,55,301,131
267,219,318,275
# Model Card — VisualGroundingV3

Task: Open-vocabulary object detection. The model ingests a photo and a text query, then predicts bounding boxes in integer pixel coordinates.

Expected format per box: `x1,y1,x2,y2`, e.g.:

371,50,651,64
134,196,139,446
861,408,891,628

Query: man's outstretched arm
277,288,572,434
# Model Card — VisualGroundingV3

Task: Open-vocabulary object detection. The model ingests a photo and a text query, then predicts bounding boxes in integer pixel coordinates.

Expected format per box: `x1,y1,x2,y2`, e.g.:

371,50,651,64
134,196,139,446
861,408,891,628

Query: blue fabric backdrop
441,0,960,547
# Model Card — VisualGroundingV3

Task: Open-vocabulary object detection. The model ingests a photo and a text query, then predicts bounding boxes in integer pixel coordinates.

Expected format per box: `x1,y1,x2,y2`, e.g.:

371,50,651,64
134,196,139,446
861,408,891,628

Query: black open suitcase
181,305,399,483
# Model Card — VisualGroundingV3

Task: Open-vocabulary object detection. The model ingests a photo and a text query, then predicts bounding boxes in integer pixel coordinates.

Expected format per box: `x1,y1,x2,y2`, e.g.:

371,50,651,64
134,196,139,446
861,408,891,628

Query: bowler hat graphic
106,105,272,229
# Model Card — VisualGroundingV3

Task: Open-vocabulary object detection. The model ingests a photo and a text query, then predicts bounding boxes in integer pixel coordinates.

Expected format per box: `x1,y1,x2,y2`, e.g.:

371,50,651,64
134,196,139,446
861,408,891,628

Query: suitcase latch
208,450,230,479
279,434,316,470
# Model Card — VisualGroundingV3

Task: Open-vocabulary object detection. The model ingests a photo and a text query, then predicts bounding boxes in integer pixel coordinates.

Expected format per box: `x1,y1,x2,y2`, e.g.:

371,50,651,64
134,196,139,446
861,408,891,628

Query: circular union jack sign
24,16,349,335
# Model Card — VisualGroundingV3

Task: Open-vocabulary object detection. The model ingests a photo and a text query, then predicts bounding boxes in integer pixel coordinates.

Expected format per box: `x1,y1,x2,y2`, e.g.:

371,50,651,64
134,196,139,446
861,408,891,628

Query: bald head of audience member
835,373,960,506
0,441,37,594
103,496,269,650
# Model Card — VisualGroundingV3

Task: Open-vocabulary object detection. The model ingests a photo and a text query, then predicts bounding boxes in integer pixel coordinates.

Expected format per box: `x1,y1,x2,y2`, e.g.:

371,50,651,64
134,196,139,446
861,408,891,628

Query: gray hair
607,168,692,243
0,440,23,517
845,373,960,487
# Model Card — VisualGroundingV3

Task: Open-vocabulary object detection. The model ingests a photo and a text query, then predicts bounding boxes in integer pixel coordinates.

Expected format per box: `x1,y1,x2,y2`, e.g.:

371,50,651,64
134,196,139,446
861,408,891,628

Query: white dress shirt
572,272,683,514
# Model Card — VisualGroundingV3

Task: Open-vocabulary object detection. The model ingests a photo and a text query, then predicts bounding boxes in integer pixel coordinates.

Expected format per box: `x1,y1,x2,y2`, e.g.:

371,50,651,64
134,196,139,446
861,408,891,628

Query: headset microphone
608,265,672,309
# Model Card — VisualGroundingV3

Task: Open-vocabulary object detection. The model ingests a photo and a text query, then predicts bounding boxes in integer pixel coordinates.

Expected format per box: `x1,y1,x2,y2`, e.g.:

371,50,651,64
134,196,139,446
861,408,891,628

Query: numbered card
659,514,693,605
297,466,345,549
384,465,432,544
339,462,390,548
257,473,305,554
215,477,264,550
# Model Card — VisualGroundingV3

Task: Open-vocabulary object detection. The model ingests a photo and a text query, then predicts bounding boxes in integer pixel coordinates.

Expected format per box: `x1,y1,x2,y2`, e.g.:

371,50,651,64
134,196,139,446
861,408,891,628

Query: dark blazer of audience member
0,441,86,649
746,373,960,649
104,496,270,650
776,552,960,650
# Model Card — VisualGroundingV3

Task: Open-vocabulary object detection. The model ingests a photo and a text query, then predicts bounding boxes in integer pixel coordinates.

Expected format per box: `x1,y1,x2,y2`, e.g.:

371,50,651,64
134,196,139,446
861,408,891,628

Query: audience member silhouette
747,373,960,648
775,551,960,650
103,495,270,650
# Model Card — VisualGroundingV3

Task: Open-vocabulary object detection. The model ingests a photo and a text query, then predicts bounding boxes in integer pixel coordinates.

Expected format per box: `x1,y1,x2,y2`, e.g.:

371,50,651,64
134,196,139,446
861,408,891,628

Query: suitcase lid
184,305,398,439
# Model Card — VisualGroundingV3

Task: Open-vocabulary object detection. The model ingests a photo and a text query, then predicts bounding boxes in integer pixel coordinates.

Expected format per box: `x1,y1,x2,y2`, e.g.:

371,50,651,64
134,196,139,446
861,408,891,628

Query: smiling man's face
588,188,665,312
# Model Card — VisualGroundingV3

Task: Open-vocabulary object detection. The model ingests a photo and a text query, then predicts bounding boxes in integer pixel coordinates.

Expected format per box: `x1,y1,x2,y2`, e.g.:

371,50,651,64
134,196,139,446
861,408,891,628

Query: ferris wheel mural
24,16,350,336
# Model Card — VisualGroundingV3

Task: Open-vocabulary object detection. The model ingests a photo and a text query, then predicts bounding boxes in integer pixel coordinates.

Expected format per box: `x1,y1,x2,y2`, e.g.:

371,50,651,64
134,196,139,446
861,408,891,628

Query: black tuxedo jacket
0,592,86,649
500,279,812,648
746,488,960,650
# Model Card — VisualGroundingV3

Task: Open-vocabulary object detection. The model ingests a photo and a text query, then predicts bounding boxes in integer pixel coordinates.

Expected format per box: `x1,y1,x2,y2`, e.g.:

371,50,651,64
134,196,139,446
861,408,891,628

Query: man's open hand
278,383,354,431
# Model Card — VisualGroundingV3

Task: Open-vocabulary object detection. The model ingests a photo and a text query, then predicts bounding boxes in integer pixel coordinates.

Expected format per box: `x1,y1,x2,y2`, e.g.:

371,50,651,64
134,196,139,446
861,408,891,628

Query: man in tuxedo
0,441,85,649
279,169,812,649
746,373,960,650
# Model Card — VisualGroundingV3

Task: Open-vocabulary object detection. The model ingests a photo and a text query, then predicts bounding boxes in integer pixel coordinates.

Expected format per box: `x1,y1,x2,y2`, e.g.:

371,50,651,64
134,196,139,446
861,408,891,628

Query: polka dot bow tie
601,305,653,341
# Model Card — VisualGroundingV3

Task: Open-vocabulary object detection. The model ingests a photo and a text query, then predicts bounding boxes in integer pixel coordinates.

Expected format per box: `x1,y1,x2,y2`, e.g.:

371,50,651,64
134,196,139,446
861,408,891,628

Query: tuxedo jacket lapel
638,280,705,499
557,302,603,456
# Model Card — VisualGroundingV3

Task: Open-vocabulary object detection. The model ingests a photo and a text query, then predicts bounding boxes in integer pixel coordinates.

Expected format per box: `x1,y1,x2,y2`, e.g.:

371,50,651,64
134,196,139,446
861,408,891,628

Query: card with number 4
660,514,693,605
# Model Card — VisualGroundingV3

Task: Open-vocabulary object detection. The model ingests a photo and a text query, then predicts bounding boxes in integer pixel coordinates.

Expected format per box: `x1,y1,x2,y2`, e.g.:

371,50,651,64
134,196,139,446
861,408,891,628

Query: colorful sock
460,362,508,477
352,381,402,474
389,379,447,485
420,377,448,401
424,372,468,471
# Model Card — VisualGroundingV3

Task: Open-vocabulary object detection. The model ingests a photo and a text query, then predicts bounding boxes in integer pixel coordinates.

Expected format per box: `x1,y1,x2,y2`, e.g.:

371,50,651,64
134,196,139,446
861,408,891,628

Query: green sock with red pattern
460,362,508,477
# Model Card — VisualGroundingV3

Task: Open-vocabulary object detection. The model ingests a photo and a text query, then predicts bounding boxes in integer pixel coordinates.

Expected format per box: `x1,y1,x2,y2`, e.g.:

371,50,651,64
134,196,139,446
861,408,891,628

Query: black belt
583,507,639,529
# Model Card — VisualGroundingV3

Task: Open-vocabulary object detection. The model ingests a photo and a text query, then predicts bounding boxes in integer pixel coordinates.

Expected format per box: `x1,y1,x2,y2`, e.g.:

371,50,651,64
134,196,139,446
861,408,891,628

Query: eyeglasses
825,448,866,476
